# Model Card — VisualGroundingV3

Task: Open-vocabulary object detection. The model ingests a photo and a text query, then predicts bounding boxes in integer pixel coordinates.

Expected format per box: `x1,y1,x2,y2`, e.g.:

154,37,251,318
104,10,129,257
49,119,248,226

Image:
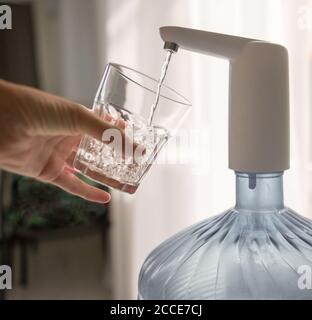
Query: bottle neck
235,172,284,213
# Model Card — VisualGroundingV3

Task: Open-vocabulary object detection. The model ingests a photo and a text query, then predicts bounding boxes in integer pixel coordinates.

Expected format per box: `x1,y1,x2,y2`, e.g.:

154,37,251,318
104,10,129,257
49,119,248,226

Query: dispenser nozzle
159,26,290,173
163,41,179,53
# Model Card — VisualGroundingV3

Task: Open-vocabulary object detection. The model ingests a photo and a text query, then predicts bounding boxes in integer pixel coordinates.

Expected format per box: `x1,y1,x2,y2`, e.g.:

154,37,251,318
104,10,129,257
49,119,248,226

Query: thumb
26,98,124,142
53,102,122,141
4,80,138,156
53,103,141,159
2,80,121,141
28,100,137,158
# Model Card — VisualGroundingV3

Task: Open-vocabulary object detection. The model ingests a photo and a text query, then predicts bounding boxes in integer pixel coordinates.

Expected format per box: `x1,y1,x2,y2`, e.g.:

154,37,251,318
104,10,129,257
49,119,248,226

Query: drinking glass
73,63,191,194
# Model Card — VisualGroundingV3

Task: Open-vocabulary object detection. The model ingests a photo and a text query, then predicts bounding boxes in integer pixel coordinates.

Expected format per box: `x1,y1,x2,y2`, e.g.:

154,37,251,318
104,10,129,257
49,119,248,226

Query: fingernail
103,193,111,204
104,113,113,122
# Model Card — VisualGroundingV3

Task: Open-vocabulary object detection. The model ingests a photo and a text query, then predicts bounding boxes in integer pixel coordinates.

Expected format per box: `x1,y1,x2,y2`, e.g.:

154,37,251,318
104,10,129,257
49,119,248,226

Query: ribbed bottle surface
138,173,312,299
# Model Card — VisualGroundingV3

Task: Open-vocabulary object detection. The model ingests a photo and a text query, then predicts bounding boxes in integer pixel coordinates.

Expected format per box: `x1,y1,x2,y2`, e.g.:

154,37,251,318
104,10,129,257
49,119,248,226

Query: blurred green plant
5,175,108,230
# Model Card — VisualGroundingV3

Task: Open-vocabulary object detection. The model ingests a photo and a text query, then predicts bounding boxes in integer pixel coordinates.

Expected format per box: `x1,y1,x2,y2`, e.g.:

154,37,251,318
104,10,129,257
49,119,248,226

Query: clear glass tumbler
73,63,191,194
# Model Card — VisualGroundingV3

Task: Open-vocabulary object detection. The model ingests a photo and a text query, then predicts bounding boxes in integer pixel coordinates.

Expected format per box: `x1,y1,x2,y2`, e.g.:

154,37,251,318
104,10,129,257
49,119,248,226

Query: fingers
72,104,124,141
2,80,129,149
63,165,76,174
68,105,139,159
51,169,111,203
54,135,81,155
115,118,126,130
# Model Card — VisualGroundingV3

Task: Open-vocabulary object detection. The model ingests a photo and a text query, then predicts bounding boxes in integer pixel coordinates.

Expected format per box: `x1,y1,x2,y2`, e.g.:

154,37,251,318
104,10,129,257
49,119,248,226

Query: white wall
33,0,102,106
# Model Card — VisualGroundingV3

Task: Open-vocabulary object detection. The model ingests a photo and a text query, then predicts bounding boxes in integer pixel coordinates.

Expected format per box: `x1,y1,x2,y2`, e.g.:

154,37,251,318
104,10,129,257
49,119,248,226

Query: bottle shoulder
139,208,312,299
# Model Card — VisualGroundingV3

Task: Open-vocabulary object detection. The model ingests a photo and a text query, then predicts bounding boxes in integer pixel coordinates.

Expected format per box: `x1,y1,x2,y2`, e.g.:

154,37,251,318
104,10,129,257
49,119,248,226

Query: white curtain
94,0,312,298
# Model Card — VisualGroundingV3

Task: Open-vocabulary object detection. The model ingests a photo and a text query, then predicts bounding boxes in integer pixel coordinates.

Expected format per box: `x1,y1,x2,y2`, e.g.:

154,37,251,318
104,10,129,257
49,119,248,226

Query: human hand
0,80,127,203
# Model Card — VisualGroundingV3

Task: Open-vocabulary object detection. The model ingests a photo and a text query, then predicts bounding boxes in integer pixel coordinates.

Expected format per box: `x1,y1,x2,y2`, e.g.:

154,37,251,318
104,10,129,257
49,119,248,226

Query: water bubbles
84,152,94,162
77,106,168,185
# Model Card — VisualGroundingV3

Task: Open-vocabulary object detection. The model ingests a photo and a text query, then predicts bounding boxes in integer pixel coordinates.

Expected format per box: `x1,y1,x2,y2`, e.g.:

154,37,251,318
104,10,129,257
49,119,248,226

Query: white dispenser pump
160,26,290,172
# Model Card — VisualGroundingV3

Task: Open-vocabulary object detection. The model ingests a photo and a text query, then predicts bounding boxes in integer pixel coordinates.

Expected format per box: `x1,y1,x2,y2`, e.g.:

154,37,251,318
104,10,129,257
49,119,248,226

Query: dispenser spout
160,26,255,60
159,26,290,173
163,41,179,53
